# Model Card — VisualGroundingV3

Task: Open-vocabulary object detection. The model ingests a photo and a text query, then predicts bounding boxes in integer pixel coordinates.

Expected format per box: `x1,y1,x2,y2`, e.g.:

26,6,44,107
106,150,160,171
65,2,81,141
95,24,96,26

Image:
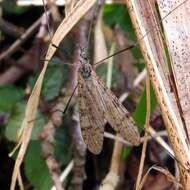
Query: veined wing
78,74,106,154
91,70,140,146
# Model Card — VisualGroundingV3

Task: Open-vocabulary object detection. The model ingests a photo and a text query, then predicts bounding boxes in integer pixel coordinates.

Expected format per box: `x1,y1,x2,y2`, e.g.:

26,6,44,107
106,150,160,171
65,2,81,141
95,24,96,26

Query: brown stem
0,18,23,38
39,101,65,190
0,13,46,61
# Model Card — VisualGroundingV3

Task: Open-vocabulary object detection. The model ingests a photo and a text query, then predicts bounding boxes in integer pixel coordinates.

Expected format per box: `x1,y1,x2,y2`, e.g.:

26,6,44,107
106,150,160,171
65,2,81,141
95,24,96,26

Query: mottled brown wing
91,70,140,146
78,74,106,154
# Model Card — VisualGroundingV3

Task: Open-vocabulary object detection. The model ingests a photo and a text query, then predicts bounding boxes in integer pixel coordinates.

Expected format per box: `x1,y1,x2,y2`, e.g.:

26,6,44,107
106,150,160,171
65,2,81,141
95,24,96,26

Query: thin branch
0,18,23,38
0,12,49,61
51,161,74,190
104,131,168,146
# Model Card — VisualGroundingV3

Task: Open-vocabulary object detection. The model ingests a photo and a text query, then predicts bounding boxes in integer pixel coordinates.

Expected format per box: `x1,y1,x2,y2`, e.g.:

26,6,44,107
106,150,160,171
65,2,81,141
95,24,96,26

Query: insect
78,47,140,154
40,0,189,154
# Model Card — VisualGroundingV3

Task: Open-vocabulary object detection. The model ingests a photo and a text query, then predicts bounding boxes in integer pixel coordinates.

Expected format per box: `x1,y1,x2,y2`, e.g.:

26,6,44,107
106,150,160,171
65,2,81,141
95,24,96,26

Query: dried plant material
125,0,190,187
149,127,174,157
94,8,108,64
65,0,78,16
0,13,44,61
135,74,151,190
139,165,182,189
157,0,190,140
78,47,140,154
10,1,96,190
44,0,61,22
51,160,74,190
99,172,119,190
100,134,123,190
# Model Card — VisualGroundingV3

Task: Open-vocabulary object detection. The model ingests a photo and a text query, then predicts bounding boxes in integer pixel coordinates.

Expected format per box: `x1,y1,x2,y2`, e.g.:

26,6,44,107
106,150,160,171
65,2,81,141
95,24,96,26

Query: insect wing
91,70,140,146
78,74,106,154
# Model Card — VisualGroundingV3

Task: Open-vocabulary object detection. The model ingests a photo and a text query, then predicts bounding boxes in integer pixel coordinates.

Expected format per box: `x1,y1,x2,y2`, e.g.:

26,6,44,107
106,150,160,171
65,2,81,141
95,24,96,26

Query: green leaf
133,82,157,131
42,65,64,101
2,0,30,14
121,147,132,159
54,127,72,165
103,5,136,41
122,83,157,160
5,102,45,142
103,4,143,61
29,62,69,101
24,141,52,190
0,85,25,112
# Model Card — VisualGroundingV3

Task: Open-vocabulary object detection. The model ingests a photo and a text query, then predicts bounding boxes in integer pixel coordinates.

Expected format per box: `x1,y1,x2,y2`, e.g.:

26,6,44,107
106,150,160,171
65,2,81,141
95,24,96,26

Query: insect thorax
79,62,92,79
79,47,92,79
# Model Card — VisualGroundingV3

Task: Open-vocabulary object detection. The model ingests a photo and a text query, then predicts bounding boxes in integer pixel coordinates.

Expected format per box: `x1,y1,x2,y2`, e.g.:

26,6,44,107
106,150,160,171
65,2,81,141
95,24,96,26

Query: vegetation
0,0,190,189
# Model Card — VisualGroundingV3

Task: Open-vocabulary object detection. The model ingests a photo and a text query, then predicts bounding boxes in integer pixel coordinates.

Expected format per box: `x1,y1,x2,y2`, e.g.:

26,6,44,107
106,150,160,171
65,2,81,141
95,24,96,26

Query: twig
0,18,23,38
104,130,168,146
148,127,174,157
135,74,151,190
0,53,33,85
51,161,74,190
0,12,49,85
39,101,65,190
0,12,48,61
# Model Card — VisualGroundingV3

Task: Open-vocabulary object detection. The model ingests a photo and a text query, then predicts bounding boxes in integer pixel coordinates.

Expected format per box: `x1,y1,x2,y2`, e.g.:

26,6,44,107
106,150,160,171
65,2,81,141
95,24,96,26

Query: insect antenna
62,84,78,115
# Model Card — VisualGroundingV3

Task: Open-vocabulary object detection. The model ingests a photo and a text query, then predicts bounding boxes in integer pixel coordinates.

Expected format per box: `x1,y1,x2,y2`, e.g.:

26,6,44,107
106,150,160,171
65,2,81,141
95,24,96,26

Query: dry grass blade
139,165,182,189
135,74,151,190
10,1,96,190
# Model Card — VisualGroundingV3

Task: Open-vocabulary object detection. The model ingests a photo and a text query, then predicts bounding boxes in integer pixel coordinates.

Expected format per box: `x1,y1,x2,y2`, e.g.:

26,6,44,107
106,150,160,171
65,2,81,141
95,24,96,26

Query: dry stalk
0,12,46,61
139,165,182,189
135,74,151,190
99,136,121,190
10,1,96,190
125,0,190,188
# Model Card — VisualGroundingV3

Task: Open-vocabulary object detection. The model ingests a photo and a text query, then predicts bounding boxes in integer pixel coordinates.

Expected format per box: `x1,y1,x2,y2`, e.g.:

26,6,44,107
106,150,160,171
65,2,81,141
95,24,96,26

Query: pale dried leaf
94,9,108,64
10,1,96,190
157,0,190,140
125,1,190,183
